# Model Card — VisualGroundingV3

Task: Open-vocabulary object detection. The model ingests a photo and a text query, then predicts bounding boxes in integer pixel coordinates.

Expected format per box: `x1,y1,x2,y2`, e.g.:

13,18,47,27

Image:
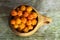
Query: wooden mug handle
43,16,52,24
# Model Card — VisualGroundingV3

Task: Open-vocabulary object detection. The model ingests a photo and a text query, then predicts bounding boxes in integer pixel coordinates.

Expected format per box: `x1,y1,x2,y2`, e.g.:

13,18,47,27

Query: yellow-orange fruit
21,17,27,24
10,19,16,25
17,11,22,16
31,19,37,25
11,10,17,16
18,23,25,30
23,27,29,32
13,24,18,29
26,6,32,12
16,18,21,24
32,12,38,18
28,25,33,30
26,20,32,25
20,5,26,11
14,16,20,19
23,12,30,17
28,14,34,20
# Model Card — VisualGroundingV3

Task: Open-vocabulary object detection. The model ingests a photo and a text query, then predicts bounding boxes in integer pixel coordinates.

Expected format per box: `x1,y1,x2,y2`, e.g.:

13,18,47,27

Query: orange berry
32,12,38,18
16,18,21,24
26,20,32,25
21,17,27,24
23,27,29,33
20,5,26,11
31,19,37,25
26,6,32,12
11,10,17,16
28,14,33,20
10,19,16,25
18,23,25,30
27,25,33,30
13,24,18,29
14,16,20,19
17,11,22,16
23,12,29,17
